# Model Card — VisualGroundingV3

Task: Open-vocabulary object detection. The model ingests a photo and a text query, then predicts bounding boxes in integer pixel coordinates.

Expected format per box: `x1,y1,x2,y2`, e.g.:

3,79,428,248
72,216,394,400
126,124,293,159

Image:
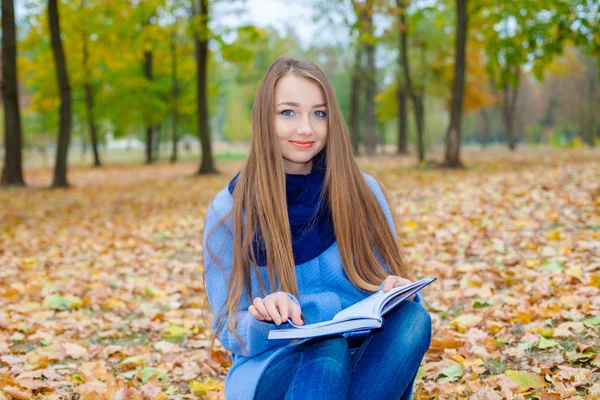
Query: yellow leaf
164,324,191,339
546,230,561,241
566,264,583,280
525,259,539,268
589,274,600,288
531,327,554,338
190,377,223,395
102,297,125,310
405,220,418,230
450,314,481,333
119,355,146,370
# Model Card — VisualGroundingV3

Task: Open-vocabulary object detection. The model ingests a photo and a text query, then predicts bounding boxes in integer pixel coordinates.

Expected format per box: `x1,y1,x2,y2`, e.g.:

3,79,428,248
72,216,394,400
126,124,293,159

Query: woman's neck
284,159,314,175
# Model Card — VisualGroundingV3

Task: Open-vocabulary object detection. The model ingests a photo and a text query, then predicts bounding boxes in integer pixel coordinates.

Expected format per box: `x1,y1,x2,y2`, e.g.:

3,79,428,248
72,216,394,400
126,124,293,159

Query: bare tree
48,0,72,188
193,0,217,174
398,0,425,163
443,0,468,168
1,0,26,186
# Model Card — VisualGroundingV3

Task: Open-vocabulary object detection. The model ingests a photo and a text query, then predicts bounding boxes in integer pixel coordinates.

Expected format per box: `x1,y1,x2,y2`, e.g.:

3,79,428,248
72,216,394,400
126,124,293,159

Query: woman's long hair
206,56,412,347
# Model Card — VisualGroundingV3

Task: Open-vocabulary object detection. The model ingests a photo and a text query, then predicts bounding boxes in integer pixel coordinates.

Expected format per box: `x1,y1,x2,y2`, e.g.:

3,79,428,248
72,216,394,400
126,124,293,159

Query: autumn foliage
1,148,599,398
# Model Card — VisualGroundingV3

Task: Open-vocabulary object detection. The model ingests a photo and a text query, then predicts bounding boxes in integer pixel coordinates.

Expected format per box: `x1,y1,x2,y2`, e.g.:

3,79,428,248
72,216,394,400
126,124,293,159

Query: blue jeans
254,301,432,400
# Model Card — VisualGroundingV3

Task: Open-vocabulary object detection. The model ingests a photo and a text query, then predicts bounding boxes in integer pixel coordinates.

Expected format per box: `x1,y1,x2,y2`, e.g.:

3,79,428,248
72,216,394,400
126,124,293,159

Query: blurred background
1,0,598,186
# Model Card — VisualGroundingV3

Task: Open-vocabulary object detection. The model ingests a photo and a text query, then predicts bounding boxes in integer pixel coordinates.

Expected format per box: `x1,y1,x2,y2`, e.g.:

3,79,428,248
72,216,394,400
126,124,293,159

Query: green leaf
566,350,596,362
121,370,138,380
439,362,464,379
473,300,494,309
505,370,546,389
541,261,563,272
537,337,559,349
164,324,190,339
72,373,84,383
43,294,83,310
583,316,600,327
140,367,168,383
415,366,426,381
518,341,533,351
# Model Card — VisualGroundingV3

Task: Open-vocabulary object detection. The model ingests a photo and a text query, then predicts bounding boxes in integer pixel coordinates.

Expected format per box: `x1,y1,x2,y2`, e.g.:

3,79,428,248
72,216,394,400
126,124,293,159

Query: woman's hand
248,292,304,326
381,275,415,300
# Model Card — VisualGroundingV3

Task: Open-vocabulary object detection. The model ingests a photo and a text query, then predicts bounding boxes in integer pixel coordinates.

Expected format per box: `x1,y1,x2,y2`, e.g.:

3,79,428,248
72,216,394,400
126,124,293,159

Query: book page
333,278,435,322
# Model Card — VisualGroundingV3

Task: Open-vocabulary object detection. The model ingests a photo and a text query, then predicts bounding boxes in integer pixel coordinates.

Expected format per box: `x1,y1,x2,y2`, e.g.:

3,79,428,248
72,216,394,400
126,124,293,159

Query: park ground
0,147,599,399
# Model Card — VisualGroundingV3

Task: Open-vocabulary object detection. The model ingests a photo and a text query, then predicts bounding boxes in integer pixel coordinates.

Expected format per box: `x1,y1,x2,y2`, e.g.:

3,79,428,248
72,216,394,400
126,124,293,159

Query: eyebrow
276,102,326,108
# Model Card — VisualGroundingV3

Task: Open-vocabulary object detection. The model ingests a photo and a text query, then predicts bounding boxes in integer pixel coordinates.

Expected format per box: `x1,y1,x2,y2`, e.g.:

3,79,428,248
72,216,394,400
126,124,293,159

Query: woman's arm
203,194,295,358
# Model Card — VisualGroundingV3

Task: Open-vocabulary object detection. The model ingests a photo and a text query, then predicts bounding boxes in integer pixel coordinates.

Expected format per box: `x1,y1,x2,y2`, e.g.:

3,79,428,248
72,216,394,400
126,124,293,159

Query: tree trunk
480,108,490,148
414,97,425,162
143,46,154,164
1,0,25,187
417,42,427,163
362,0,377,156
170,30,179,163
443,0,467,168
396,79,408,155
48,0,72,188
350,44,362,155
398,0,425,163
364,41,377,155
500,67,520,150
82,27,101,167
194,0,217,174
585,67,596,147
155,122,162,160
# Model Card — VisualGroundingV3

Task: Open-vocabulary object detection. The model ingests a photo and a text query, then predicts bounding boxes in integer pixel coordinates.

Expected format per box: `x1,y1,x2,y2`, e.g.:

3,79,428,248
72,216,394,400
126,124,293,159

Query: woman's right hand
248,292,304,326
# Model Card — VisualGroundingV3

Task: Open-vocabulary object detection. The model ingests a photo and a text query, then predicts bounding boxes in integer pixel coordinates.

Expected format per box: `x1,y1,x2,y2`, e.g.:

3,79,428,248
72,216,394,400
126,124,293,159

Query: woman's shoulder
361,171,385,198
207,186,234,220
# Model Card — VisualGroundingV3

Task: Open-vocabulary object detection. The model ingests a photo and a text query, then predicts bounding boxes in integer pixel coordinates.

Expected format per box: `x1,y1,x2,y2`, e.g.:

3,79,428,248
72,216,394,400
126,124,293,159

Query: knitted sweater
203,172,423,399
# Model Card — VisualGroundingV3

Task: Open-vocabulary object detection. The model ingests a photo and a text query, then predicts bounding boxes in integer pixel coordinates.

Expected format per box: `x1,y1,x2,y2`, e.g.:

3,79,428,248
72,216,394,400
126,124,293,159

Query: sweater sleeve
364,173,424,306
203,194,294,358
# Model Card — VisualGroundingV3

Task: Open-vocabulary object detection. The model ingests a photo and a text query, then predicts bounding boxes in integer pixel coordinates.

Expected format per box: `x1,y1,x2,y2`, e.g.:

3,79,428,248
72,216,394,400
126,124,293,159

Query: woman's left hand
381,275,415,300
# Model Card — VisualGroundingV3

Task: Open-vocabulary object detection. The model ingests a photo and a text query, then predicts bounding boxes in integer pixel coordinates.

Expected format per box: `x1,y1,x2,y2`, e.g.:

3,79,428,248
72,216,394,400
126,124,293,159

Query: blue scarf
227,151,336,266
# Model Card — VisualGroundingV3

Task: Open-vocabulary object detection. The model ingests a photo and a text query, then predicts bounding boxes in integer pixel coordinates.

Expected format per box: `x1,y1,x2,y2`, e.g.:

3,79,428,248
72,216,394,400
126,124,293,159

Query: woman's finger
382,275,397,292
276,294,290,323
290,302,304,326
264,297,282,325
253,297,271,321
393,277,412,287
248,305,265,321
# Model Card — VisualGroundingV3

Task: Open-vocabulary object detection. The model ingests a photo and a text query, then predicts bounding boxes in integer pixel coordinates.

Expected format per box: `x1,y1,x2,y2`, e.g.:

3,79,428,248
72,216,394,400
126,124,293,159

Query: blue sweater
203,172,423,399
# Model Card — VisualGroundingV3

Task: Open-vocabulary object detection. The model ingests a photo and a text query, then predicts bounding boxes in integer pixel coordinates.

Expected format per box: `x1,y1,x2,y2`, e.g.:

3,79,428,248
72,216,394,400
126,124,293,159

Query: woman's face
273,74,328,175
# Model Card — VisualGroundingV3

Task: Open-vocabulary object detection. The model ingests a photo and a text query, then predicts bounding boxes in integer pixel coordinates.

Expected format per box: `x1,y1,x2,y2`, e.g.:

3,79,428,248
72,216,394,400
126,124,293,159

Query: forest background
1,0,599,182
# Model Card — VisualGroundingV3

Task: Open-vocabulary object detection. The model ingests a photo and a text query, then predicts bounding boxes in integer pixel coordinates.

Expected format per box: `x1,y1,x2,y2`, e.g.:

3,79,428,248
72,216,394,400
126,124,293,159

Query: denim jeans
254,300,432,400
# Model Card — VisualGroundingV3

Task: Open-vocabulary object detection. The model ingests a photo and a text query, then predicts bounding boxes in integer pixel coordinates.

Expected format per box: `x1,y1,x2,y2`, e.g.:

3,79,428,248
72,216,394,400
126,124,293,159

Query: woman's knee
294,336,352,392
385,301,432,350
303,336,350,357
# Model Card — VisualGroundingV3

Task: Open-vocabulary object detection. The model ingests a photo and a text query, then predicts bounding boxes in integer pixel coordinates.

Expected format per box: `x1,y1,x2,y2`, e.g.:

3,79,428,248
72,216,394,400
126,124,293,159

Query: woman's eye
313,110,327,119
281,110,295,117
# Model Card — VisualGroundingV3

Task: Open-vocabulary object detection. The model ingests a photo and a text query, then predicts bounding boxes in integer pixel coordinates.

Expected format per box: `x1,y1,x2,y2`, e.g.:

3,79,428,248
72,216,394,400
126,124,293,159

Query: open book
268,277,436,340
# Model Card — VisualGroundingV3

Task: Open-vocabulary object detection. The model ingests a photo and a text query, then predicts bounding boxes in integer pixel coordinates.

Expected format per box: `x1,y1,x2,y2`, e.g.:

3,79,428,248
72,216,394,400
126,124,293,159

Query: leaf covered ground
0,148,599,399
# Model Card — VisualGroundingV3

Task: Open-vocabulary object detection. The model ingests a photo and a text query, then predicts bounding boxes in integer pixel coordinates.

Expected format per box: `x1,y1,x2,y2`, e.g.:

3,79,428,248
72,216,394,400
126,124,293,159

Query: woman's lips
290,140,315,149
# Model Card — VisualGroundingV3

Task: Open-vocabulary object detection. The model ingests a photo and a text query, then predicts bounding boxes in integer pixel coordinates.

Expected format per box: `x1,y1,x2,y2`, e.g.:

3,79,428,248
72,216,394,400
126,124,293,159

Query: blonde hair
206,56,411,349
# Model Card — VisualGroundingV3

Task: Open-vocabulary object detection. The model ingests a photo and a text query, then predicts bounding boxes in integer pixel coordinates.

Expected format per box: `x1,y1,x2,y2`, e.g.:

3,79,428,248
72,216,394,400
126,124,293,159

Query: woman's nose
296,116,313,136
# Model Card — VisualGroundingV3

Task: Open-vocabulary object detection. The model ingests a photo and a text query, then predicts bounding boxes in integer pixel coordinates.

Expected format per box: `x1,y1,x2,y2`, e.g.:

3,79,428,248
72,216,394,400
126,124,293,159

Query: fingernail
275,317,281,324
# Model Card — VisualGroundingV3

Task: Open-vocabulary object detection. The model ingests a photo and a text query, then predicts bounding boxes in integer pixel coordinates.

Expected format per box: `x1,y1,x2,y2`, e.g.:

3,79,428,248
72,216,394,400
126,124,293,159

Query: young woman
203,56,432,400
